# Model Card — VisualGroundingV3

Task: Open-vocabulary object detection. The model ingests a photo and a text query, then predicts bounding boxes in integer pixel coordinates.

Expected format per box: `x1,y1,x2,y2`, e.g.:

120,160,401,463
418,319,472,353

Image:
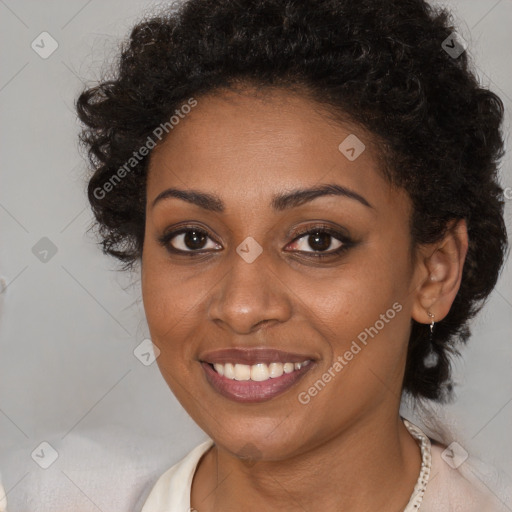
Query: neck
191,411,422,512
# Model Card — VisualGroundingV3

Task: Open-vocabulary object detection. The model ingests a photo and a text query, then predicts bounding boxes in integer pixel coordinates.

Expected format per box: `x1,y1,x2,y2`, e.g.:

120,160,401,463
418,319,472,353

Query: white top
141,420,511,512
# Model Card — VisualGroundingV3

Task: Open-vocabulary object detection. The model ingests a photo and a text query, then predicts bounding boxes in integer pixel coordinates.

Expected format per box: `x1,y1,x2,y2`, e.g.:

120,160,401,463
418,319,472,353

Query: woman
76,0,509,510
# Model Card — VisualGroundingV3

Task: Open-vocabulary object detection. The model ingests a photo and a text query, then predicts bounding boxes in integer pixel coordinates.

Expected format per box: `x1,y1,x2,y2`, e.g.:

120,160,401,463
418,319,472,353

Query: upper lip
199,348,317,365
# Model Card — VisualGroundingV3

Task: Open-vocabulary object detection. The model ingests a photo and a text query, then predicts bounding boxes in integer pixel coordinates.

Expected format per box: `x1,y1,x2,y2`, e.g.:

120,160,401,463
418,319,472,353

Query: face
141,86,420,461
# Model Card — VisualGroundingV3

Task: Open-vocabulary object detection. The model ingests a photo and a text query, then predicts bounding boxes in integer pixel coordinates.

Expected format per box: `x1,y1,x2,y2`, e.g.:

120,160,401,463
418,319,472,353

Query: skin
141,85,468,512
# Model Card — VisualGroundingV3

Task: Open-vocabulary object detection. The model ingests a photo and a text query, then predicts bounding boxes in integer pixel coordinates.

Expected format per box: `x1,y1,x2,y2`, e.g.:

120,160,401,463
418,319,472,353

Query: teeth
251,363,269,382
269,362,283,378
283,362,295,374
234,363,251,381
211,360,311,381
224,363,235,379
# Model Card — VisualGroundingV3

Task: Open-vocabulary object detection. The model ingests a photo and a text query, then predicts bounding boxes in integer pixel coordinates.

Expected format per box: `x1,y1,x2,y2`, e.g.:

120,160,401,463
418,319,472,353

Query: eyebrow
151,183,373,212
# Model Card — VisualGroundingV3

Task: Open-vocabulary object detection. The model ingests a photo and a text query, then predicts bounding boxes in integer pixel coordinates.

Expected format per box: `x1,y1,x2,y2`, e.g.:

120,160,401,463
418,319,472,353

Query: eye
158,223,354,259
286,225,353,258
290,231,342,253
158,226,222,254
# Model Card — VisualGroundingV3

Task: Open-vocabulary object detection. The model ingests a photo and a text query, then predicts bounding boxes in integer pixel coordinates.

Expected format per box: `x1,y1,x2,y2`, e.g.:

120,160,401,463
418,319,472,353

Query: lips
199,347,317,403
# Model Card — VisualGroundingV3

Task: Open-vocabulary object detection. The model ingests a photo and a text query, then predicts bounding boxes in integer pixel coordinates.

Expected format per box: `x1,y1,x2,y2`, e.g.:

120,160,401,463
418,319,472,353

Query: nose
206,246,293,335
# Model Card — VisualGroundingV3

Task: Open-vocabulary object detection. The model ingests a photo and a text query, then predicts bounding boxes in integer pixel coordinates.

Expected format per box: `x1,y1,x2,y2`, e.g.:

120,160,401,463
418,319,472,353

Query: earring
424,311,438,368
427,311,435,340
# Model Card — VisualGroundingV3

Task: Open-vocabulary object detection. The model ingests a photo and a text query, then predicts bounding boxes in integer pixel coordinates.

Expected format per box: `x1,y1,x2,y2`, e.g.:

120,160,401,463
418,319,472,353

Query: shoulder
420,441,511,512
140,439,214,512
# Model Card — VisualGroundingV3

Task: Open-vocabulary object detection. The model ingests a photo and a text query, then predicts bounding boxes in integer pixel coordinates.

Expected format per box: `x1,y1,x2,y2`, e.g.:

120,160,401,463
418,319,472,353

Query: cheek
141,243,200,367
292,280,410,435
305,240,411,337
141,257,206,413
299,268,409,374
142,224,197,318
299,238,413,391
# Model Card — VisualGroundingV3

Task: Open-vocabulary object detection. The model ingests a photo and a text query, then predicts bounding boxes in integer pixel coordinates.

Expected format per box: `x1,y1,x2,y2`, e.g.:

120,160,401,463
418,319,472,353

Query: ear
411,219,469,325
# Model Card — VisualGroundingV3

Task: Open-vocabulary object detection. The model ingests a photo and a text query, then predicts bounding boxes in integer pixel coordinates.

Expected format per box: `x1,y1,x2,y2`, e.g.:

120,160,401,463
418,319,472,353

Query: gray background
0,0,511,510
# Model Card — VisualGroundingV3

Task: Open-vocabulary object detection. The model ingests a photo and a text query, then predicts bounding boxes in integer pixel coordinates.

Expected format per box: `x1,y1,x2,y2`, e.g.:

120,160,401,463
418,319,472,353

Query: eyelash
157,223,354,260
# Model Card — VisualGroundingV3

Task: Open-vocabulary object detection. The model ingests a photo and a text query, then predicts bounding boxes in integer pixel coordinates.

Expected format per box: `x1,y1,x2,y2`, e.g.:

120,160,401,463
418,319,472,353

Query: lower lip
201,362,314,403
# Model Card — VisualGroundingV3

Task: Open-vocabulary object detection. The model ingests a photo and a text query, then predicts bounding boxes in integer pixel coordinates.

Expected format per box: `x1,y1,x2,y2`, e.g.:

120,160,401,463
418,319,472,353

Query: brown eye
182,230,208,250
160,227,222,253
284,223,356,260
289,230,344,253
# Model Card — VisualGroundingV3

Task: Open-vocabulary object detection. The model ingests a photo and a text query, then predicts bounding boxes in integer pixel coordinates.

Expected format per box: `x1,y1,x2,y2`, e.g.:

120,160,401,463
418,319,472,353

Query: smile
199,347,317,403
211,360,311,381
201,361,314,403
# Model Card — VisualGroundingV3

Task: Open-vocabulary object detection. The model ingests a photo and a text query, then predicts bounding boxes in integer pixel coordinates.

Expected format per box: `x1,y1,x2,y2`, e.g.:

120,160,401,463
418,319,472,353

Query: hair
76,0,508,402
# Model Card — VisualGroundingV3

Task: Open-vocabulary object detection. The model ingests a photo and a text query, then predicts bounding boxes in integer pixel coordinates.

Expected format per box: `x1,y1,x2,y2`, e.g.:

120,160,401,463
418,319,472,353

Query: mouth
199,348,317,403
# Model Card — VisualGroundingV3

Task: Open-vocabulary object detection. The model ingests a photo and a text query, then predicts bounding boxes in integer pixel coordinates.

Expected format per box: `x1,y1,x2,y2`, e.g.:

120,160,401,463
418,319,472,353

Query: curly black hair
76,0,508,402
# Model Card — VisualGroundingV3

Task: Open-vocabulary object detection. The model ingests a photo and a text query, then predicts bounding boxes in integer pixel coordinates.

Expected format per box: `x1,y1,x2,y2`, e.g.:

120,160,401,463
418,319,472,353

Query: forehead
147,86,393,210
